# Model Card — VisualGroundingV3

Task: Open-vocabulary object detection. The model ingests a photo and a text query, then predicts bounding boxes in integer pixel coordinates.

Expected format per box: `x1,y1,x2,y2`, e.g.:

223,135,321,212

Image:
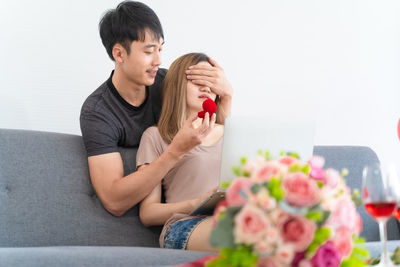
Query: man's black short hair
99,1,164,61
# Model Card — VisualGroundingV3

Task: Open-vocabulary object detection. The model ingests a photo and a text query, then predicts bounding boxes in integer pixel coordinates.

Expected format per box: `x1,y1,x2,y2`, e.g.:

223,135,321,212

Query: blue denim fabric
163,217,207,249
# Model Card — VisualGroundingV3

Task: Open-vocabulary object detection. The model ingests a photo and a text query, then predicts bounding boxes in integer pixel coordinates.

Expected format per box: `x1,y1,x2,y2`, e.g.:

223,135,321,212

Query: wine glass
363,163,398,266
392,164,400,221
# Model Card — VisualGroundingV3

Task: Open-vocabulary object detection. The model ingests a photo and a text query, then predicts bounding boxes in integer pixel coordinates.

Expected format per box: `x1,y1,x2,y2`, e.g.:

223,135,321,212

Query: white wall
1,0,399,164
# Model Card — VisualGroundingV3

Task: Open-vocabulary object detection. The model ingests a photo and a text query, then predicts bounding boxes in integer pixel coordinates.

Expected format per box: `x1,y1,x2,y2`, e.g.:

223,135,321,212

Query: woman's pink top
136,126,222,247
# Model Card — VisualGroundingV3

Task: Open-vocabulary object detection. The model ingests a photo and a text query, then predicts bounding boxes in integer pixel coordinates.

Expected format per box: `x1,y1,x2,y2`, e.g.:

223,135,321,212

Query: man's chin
144,77,156,86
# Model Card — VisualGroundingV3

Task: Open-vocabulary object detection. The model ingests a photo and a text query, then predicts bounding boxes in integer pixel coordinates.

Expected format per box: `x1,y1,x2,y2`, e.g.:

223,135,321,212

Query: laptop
189,115,316,216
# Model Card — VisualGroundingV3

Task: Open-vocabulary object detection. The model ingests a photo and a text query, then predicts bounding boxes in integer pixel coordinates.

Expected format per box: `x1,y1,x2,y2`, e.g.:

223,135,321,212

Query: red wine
393,207,400,221
365,202,396,219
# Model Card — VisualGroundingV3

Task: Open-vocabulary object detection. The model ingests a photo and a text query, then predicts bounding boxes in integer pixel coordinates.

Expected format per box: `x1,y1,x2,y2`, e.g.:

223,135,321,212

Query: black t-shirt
80,69,167,157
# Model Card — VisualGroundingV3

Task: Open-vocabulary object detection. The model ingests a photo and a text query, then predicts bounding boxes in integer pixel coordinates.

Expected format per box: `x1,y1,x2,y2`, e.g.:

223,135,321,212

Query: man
80,1,232,217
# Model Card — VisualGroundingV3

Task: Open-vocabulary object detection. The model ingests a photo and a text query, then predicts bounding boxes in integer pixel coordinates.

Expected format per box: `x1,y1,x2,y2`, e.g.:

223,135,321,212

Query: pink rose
282,172,321,207
308,156,325,168
257,257,280,267
355,213,363,235
310,166,325,181
276,244,295,264
249,188,277,211
213,200,228,225
298,260,313,267
234,204,269,245
265,227,279,242
243,156,267,174
308,156,326,181
226,177,253,206
280,216,316,252
311,241,341,267
292,252,306,267
255,239,273,256
324,169,340,188
328,197,357,232
292,253,314,267
279,156,299,166
251,161,283,183
333,226,353,258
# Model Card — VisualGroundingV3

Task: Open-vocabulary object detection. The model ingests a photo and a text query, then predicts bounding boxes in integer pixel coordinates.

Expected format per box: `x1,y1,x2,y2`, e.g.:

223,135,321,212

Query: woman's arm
138,165,201,227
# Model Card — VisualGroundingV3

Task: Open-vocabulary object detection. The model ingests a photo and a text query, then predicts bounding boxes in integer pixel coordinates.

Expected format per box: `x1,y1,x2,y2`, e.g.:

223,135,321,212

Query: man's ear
112,44,125,63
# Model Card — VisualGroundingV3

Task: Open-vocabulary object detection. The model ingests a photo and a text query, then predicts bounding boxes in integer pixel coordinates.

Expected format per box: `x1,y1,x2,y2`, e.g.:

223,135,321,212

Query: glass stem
379,221,389,265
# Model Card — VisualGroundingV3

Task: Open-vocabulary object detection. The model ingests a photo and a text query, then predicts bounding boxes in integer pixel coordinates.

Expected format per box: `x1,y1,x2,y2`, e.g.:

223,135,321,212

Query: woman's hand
167,113,216,159
189,186,219,211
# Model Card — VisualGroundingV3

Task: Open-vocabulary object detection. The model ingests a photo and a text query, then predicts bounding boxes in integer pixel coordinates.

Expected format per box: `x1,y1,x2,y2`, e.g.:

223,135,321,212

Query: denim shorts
163,216,207,250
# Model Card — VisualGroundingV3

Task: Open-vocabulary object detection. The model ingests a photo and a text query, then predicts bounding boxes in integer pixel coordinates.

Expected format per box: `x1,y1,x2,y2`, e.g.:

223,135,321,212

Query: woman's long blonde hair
158,53,222,144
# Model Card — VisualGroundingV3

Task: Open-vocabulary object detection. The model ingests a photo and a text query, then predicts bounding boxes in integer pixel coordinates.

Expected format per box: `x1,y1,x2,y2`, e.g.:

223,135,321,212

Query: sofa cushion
0,246,212,267
0,129,160,247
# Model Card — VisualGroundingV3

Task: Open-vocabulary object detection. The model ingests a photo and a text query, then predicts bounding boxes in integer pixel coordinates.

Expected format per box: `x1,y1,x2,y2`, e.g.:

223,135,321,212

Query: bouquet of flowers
207,152,369,267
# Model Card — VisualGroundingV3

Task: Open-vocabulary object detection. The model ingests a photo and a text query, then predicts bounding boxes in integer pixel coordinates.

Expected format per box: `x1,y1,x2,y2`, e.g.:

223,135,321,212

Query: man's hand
186,57,233,99
167,112,216,159
186,57,232,123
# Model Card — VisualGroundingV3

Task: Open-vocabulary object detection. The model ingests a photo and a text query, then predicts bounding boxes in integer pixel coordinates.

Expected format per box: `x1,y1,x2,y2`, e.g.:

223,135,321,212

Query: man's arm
185,57,233,123
88,147,179,217
89,113,216,217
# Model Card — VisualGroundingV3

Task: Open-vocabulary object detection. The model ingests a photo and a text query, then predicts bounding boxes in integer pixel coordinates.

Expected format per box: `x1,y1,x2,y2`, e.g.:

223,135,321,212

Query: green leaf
393,246,400,264
267,178,284,201
240,157,247,165
352,246,370,259
316,181,324,188
265,151,271,160
305,206,330,226
317,211,331,227
206,255,231,267
250,184,263,194
220,181,231,189
229,247,258,267
289,164,302,173
351,236,369,259
340,256,368,267
286,151,300,159
306,227,331,257
243,172,251,178
232,166,243,177
367,256,381,265
210,207,241,248
206,247,258,267
340,238,369,267
351,189,363,207
306,210,322,222
353,236,366,245
301,164,311,175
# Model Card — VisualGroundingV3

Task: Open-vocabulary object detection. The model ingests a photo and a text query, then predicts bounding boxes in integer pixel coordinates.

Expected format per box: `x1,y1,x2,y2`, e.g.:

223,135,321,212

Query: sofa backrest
313,146,400,242
0,129,160,247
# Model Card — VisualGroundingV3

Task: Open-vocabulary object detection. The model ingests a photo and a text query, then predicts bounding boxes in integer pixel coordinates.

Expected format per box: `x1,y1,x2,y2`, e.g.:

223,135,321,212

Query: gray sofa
0,128,399,266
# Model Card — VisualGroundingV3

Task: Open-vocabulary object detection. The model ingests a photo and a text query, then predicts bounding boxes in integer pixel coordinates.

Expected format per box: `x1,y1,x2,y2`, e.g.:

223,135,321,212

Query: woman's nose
200,86,211,93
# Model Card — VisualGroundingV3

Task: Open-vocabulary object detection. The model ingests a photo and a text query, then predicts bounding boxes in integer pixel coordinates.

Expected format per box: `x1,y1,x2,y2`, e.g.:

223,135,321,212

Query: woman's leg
186,217,219,252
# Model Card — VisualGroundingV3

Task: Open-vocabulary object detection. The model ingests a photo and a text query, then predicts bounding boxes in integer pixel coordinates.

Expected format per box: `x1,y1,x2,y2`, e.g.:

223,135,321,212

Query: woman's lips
199,94,210,99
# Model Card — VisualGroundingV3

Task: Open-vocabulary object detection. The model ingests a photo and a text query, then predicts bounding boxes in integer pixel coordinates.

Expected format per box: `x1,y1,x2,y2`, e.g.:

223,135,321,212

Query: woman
136,53,224,251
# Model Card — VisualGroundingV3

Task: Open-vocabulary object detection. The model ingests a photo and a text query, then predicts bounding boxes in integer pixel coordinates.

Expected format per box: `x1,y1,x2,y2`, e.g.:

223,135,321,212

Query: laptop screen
219,116,316,183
